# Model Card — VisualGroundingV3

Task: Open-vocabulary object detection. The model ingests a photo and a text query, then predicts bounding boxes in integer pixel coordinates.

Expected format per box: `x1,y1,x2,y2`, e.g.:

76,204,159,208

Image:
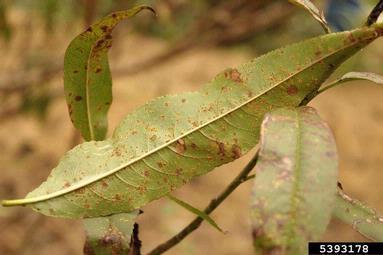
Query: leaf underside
251,107,338,254
64,5,155,141
2,24,382,218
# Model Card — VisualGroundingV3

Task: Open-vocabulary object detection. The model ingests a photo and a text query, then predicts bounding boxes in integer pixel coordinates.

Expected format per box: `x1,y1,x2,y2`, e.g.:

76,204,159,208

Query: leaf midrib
285,110,302,246
85,41,98,140
3,34,372,206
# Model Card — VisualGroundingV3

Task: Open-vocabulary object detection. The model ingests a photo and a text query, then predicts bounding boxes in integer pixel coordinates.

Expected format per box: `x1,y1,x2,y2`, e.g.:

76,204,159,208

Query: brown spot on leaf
157,162,164,168
176,168,183,175
114,194,121,200
73,70,79,74
105,34,112,40
101,181,108,188
232,144,242,159
95,68,102,73
86,27,93,33
63,181,71,188
286,85,298,95
112,13,117,18
181,98,186,103
217,142,225,156
176,139,186,154
348,33,356,43
225,68,243,83
100,25,109,33
75,95,83,101
83,240,96,255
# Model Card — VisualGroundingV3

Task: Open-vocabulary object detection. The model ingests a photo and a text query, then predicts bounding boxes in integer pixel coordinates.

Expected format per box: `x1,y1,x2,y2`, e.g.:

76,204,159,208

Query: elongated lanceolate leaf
251,107,338,255
167,194,223,232
318,71,383,94
289,0,331,33
334,190,383,241
64,5,155,141
83,211,139,255
2,23,383,218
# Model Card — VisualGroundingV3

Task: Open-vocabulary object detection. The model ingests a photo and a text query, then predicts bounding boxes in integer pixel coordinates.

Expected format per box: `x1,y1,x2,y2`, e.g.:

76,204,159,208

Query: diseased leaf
318,71,383,94
251,107,338,255
167,194,223,233
83,211,139,255
2,23,383,218
334,190,383,241
64,5,155,141
289,0,331,33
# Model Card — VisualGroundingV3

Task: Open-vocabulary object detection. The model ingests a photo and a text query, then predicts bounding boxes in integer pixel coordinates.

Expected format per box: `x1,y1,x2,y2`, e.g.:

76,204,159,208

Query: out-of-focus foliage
0,0,12,41
325,0,361,31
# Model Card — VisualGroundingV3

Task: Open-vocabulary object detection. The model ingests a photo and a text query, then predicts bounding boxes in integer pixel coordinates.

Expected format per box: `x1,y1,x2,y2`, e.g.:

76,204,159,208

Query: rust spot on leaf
100,25,109,33
176,139,186,154
176,168,183,175
348,33,356,43
95,68,102,73
101,181,108,188
86,27,93,33
75,95,83,101
83,241,96,255
231,144,242,159
224,68,243,83
286,85,298,95
217,142,225,156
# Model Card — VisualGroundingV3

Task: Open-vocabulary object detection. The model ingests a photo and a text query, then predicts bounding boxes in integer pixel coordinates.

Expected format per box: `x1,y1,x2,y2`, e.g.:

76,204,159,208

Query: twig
147,150,259,255
367,0,383,26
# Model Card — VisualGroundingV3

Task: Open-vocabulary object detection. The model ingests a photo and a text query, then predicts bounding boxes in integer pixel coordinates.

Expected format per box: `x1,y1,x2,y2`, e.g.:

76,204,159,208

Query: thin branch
147,150,259,255
367,0,383,26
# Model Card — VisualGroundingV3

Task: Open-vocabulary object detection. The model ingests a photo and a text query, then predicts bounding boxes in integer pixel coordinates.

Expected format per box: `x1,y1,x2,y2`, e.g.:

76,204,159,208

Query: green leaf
64,5,155,141
334,190,383,241
318,71,383,94
2,23,383,218
289,0,331,33
167,194,224,233
251,107,338,255
83,211,139,255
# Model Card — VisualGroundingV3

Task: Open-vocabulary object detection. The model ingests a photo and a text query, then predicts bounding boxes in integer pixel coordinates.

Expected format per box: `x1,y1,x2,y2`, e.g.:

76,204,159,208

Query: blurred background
0,0,382,254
